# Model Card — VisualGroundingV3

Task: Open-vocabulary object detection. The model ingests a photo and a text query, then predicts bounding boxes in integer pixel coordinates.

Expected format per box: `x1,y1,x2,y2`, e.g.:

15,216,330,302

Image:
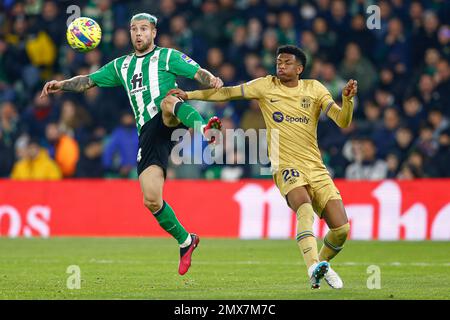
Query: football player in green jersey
40,13,223,275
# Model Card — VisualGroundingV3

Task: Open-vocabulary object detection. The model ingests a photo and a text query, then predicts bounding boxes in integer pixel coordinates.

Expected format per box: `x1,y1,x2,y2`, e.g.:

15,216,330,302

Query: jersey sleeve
241,77,269,99
167,49,200,79
314,80,335,112
89,59,122,87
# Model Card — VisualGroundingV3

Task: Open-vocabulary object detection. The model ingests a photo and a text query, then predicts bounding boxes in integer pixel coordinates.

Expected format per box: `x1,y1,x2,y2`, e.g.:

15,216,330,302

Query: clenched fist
343,79,358,98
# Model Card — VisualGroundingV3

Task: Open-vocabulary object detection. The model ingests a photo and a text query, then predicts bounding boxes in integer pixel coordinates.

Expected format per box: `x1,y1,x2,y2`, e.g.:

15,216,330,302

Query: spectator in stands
21,92,57,139
0,101,21,145
412,10,440,67
373,88,396,110
377,17,409,73
205,47,224,76
76,137,105,178
320,61,346,100
357,100,383,136
218,63,238,86
108,28,132,61
339,42,377,98
402,96,425,135
417,74,438,110
397,163,422,179
406,150,427,177
329,0,351,55
243,52,262,79
0,102,21,177
0,38,16,103
422,48,441,76
428,107,449,140
277,11,298,45
102,111,138,178
261,29,279,74
378,67,407,103
347,14,376,56
11,137,62,180
240,100,265,131
434,59,450,115
393,125,414,164
58,99,92,142
192,0,223,46
372,107,401,157
5,15,40,93
386,151,401,178
34,0,65,45
226,25,249,71
437,25,450,60
84,0,115,52
45,122,80,178
415,124,438,158
430,129,450,177
345,138,388,180
246,18,262,51
312,17,337,53
170,15,194,55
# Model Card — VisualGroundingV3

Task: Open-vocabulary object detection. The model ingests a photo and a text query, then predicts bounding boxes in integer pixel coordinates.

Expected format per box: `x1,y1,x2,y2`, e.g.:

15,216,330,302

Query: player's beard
133,38,152,54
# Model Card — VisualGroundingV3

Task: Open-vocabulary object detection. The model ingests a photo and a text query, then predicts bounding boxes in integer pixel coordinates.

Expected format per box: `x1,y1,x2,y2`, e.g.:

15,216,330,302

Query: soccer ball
66,17,102,52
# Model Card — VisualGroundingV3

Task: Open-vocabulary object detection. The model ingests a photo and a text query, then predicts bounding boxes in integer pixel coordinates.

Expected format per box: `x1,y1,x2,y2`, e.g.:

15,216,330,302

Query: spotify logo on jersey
272,111,284,123
272,111,310,124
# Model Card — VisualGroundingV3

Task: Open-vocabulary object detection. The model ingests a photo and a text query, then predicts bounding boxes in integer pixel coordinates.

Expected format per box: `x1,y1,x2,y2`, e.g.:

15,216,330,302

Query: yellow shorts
273,166,342,217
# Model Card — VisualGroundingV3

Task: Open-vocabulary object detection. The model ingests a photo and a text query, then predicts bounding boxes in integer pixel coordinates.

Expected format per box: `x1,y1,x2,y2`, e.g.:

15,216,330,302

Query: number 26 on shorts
282,168,300,182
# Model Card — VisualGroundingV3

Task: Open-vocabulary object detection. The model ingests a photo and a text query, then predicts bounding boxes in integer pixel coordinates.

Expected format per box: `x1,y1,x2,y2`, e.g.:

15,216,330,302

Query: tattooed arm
193,68,223,89
40,75,96,98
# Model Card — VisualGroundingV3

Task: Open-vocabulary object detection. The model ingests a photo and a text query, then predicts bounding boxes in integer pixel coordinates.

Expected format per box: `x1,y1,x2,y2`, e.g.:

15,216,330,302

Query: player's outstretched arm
167,85,244,102
326,79,358,128
194,68,224,89
40,75,96,98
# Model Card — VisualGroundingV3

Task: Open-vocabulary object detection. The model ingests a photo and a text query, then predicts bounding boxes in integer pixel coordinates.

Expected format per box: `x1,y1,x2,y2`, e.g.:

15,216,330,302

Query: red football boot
202,116,222,144
178,234,200,275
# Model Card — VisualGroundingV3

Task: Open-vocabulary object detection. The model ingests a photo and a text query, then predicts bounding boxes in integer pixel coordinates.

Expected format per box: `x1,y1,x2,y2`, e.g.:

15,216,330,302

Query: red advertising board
0,179,449,240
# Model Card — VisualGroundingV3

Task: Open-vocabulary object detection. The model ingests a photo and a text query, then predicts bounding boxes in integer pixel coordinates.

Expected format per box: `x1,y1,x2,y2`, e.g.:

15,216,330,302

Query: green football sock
154,201,190,245
174,101,205,132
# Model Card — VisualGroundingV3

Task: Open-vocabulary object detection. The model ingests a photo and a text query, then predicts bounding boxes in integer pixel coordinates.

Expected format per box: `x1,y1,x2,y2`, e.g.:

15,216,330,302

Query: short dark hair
276,45,307,67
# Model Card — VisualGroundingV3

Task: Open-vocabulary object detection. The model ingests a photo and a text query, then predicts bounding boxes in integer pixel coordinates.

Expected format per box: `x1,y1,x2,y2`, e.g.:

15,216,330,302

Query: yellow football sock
319,223,350,261
296,203,319,270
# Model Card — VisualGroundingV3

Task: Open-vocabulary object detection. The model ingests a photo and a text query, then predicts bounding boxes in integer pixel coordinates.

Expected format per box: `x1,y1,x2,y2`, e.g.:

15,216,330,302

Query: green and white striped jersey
89,46,200,133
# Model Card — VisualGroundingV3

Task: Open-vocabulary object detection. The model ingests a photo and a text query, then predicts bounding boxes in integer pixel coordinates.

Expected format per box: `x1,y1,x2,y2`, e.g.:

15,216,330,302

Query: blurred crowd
0,0,449,180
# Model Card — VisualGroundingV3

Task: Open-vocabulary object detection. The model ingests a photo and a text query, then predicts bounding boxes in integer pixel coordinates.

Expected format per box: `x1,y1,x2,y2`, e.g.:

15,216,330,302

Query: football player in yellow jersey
168,45,357,289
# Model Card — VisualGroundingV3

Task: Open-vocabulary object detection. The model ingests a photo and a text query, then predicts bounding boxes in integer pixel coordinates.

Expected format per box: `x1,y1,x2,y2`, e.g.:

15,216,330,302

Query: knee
143,194,163,213
331,222,350,241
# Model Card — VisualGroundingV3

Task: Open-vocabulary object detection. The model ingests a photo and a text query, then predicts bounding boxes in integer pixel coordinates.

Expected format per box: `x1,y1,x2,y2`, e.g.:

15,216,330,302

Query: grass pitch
0,238,449,299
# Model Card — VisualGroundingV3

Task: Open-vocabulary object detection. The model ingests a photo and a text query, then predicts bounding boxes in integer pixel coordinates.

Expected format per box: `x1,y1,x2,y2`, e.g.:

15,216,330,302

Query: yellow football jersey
241,75,335,173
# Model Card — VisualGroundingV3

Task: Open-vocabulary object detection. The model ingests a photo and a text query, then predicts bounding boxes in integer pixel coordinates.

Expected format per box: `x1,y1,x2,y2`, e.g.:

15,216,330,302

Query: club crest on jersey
130,72,148,95
151,55,158,62
301,97,312,109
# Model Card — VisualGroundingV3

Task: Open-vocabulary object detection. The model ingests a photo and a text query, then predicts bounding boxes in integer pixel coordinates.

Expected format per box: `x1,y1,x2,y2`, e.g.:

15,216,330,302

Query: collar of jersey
134,45,159,58
278,77,301,90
